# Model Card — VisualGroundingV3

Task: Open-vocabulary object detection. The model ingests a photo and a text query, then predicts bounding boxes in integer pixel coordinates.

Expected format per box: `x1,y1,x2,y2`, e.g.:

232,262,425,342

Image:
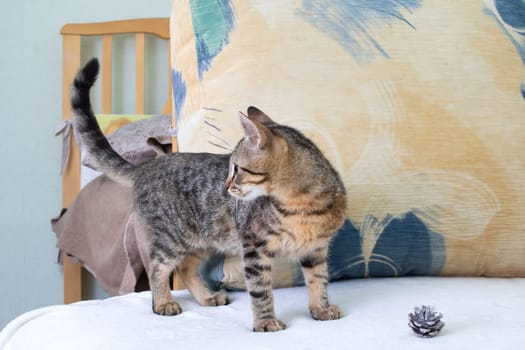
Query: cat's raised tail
71,58,135,187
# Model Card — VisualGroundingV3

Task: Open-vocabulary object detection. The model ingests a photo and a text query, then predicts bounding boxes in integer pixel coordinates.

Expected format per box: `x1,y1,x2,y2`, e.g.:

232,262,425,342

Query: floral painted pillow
171,0,525,281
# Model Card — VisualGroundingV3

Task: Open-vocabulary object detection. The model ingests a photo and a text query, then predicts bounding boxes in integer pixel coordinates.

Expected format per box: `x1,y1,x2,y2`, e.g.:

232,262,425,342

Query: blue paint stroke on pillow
190,0,236,79
172,69,186,125
495,0,525,29
200,254,227,291
485,0,525,99
327,220,365,280
369,213,445,276
297,0,422,63
320,213,445,282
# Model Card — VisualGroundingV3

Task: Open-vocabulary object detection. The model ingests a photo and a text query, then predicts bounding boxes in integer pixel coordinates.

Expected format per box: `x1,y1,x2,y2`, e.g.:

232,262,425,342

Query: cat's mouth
228,186,249,199
230,187,269,202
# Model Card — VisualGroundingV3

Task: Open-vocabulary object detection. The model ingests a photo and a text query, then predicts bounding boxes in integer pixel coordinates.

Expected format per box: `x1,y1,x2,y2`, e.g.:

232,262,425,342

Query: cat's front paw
253,318,287,332
153,301,182,316
310,304,342,321
203,293,230,307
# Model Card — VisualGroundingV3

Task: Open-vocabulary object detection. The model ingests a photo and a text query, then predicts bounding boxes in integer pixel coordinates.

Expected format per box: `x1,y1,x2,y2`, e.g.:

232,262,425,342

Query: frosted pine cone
408,306,445,338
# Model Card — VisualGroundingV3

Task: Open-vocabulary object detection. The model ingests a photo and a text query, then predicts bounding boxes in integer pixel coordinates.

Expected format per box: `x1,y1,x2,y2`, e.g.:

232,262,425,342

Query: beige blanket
52,175,151,295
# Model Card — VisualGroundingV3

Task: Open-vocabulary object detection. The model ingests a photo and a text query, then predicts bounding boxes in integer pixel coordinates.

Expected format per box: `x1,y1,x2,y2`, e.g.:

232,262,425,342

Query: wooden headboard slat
62,33,83,304
61,18,170,39
61,34,81,207
101,35,113,114
135,33,146,114
162,47,173,117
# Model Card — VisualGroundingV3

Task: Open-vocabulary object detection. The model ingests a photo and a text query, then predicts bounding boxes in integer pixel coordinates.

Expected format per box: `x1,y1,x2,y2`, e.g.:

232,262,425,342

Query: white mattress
1,277,524,350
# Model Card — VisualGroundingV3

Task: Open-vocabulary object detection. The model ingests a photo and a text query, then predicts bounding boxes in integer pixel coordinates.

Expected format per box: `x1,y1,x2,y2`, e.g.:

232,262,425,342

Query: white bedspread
1,277,524,350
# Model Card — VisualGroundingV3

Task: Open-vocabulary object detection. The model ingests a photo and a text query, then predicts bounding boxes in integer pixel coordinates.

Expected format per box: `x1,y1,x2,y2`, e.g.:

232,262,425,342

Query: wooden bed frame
60,18,182,304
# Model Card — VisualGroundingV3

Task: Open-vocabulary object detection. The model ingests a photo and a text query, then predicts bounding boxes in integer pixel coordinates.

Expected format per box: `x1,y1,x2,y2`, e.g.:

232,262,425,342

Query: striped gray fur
71,58,347,332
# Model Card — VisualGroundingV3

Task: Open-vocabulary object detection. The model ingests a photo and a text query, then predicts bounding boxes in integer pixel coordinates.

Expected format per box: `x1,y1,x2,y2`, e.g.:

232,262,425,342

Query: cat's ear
247,106,274,125
239,111,272,149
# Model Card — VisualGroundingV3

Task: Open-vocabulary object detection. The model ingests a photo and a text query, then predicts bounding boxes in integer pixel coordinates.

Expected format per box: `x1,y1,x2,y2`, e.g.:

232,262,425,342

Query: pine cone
408,305,444,338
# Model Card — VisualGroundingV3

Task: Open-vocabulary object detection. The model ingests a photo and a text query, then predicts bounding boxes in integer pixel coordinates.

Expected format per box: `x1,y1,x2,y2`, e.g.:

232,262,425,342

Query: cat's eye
232,164,239,175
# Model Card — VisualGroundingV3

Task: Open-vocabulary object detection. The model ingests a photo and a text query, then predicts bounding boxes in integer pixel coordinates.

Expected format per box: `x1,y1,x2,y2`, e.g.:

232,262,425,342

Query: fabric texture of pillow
170,0,525,281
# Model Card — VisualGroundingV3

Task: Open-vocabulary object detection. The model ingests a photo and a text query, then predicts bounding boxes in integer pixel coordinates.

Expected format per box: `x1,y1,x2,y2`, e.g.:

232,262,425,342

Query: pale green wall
0,0,172,329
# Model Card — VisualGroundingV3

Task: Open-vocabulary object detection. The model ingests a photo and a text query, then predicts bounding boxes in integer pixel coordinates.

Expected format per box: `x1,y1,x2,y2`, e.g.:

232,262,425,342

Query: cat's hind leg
149,256,183,316
177,253,230,306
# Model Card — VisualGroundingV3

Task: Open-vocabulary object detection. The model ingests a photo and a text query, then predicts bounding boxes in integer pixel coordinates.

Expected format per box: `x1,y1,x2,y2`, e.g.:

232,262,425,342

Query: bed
1,277,524,349
3,1,525,348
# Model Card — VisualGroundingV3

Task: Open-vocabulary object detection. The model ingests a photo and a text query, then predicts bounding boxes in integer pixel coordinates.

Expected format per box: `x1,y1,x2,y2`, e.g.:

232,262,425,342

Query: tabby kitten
72,58,347,332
